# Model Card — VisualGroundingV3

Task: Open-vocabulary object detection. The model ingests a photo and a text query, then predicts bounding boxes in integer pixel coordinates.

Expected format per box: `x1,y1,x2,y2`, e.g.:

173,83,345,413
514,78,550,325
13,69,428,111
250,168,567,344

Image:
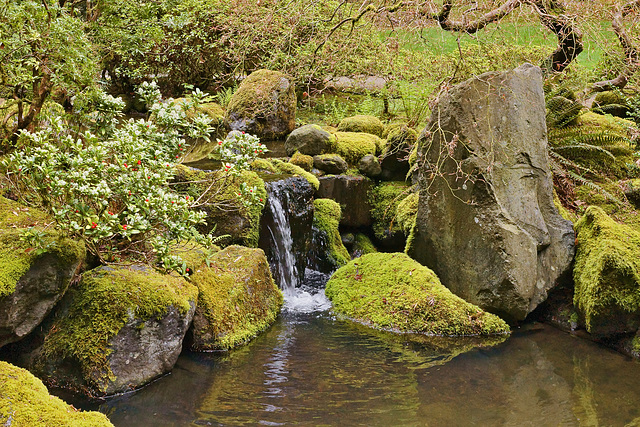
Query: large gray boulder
225,69,296,140
408,64,575,322
285,124,336,156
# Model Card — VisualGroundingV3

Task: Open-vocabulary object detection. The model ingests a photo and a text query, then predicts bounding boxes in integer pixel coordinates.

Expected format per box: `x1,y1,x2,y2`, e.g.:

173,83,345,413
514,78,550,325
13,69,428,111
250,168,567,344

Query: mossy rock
225,69,296,140
311,199,350,271
574,206,640,338
175,99,228,162
351,233,377,258
396,192,419,235
34,266,198,397
337,115,384,137
369,181,411,243
576,111,636,136
269,159,319,190
593,91,629,118
333,132,382,164
313,154,348,174
250,158,277,173
188,245,282,350
173,165,266,247
285,124,336,156
0,361,113,426
289,152,314,171
325,253,510,336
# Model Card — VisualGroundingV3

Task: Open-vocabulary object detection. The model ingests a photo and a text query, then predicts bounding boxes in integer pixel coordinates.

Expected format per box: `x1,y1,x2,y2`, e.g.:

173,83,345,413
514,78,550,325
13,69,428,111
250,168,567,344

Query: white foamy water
283,288,332,314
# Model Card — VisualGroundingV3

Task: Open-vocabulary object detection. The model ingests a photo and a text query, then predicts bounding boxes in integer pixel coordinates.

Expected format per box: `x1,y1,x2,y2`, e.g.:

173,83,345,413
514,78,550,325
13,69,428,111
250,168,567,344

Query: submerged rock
573,206,640,338
409,64,575,322
325,253,509,335
188,245,282,351
225,69,295,140
0,361,113,426
29,266,197,397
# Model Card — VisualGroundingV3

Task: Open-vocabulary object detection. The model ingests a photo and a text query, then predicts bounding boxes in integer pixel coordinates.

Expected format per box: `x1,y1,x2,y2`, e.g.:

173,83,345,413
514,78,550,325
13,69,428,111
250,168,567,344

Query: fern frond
551,143,616,161
591,104,629,115
563,170,624,205
549,151,597,174
546,96,583,129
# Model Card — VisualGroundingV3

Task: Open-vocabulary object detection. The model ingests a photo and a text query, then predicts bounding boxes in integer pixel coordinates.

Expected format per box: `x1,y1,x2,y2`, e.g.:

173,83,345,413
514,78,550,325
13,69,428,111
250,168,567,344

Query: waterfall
261,178,331,313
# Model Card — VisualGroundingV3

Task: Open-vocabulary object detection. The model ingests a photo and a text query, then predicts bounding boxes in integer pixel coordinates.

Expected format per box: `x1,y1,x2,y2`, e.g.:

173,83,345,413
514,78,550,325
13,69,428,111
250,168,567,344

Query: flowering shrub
3,85,265,272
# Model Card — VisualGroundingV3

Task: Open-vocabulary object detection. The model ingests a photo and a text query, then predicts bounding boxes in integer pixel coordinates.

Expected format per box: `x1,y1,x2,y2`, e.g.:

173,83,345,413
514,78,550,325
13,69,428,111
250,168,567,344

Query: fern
546,96,584,129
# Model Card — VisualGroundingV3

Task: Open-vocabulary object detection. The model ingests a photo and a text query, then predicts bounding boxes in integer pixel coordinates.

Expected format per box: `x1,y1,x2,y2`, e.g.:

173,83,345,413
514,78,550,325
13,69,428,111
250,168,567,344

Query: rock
337,115,384,137
29,266,198,397
0,197,86,348
307,199,350,274
259,177,315,286
269,158,319,190
325,253,510,335
0,361,113,426
285,124,336,156
313,154,348,174
188,246,282,351
334,132,382,164
573,206,640,338
369,181,411,251
593,90,629,118
357,154,381,178
225,69,296,140
180,100,228,162
289,152,314,171
351,233,377,259
624,179,640,207
316,175,373,227
409,64,575,322
380,124,417,181
173,165,266,247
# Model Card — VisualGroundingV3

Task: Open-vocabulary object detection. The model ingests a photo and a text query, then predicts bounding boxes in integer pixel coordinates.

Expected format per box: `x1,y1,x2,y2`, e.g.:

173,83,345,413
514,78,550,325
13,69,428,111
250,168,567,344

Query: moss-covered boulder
357,154,382,178
308,199,350,273
285,124,336,156
289,152,314,171
369,182,411,250
313,154,348,174
0,197,86,348
380,124,417,181
334,132,382,164
0,361,112,426
337,115,384,137
316,175,373,227
177,99,228,162
174,165,266,247
624,179,640,207
188,245,282,350
351,233,377,258
593,91,629,118
225,69,296,140
326,253,510,336
574,206,640,338
31,266,198,397
268,159,319,190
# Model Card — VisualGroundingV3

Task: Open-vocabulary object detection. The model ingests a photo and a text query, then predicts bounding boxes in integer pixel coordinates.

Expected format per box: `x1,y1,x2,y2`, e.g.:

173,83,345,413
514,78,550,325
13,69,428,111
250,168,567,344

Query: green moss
333,132,381,164
0,196,50,228
594,91,626,107
189,245,282,350
226,69,292,121
577,111,636,135
396,192,419,235
313,199,350,267
369,182,411,240
352,233,377,256
289,152,314,171
250,158,277,173
325,253,510,335
573,206,640,336
269,159,320,190
553,191,578,224
383,124,418,156
0,361,113,427
39,266,198,394
337,115,384,137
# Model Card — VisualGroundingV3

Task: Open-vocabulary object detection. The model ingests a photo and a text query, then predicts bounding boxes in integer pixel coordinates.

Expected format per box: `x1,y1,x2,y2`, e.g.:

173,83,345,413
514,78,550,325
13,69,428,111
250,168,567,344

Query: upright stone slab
409,64,575,322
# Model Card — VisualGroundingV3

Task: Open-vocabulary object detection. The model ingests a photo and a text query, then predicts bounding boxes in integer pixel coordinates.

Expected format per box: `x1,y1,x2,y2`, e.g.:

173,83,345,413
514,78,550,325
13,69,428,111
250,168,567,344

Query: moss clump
576,111,635,135
313,199,350,268
226,70,291,119
337,115,384,137
593,91,627,108
553,190,578,224
333,132,381,164
395,192,419,235
351,233,377,257
250,158,277,173
289,152,314,171
573,206,640,337
0,196,50,228
325,253,510,335
189,245,282,350
0,361,113,427
369,181,411,240
270,159,320,190
383,124,418,155
39,266,198,394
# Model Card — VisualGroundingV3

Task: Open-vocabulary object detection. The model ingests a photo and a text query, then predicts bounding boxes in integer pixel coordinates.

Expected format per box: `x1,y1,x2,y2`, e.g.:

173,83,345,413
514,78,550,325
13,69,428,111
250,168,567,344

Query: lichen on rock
325,253,510,336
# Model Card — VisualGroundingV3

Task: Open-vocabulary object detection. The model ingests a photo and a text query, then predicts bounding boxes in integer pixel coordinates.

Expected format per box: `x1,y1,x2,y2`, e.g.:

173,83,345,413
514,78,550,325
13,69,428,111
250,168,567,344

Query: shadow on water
81,313,640,427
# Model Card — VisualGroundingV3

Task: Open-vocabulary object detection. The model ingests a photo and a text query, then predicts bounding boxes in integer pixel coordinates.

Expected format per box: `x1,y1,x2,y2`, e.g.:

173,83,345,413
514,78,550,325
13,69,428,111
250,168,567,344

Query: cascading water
261,178,331,313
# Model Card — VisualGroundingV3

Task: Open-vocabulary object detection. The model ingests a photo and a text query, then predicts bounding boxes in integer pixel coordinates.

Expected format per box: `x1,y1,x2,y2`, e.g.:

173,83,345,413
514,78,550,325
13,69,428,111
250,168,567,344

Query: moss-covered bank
573,206,640,338
189,245,282,350
0,361,112,426
325,253,510,336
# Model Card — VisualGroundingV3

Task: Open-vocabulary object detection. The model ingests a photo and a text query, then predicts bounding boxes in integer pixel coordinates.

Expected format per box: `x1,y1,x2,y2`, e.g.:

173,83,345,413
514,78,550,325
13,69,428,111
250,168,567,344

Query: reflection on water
89,315,640,426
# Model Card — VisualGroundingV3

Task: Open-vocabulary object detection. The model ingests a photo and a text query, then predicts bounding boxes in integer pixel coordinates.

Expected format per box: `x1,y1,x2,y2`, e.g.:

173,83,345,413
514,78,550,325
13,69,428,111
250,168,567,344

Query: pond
73,299,640,427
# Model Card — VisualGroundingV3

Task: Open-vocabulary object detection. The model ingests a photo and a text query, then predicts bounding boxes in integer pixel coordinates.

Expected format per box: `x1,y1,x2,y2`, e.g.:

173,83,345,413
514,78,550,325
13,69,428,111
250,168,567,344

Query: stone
313,154,348,174
188,246,282,351
409,64,575,322
334,132,382,164
325,253,510,335
337,115,384,137
225,69,296,140
316,175,373,227
28,266,198,397
573,206,640,338
307,199,350,274
285,124,336,156
379,124,417,181
358,154,381,177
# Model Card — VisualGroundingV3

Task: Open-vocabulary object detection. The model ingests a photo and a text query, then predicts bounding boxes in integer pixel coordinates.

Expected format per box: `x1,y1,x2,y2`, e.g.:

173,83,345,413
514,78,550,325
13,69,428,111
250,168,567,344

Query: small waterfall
261,177,331,313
